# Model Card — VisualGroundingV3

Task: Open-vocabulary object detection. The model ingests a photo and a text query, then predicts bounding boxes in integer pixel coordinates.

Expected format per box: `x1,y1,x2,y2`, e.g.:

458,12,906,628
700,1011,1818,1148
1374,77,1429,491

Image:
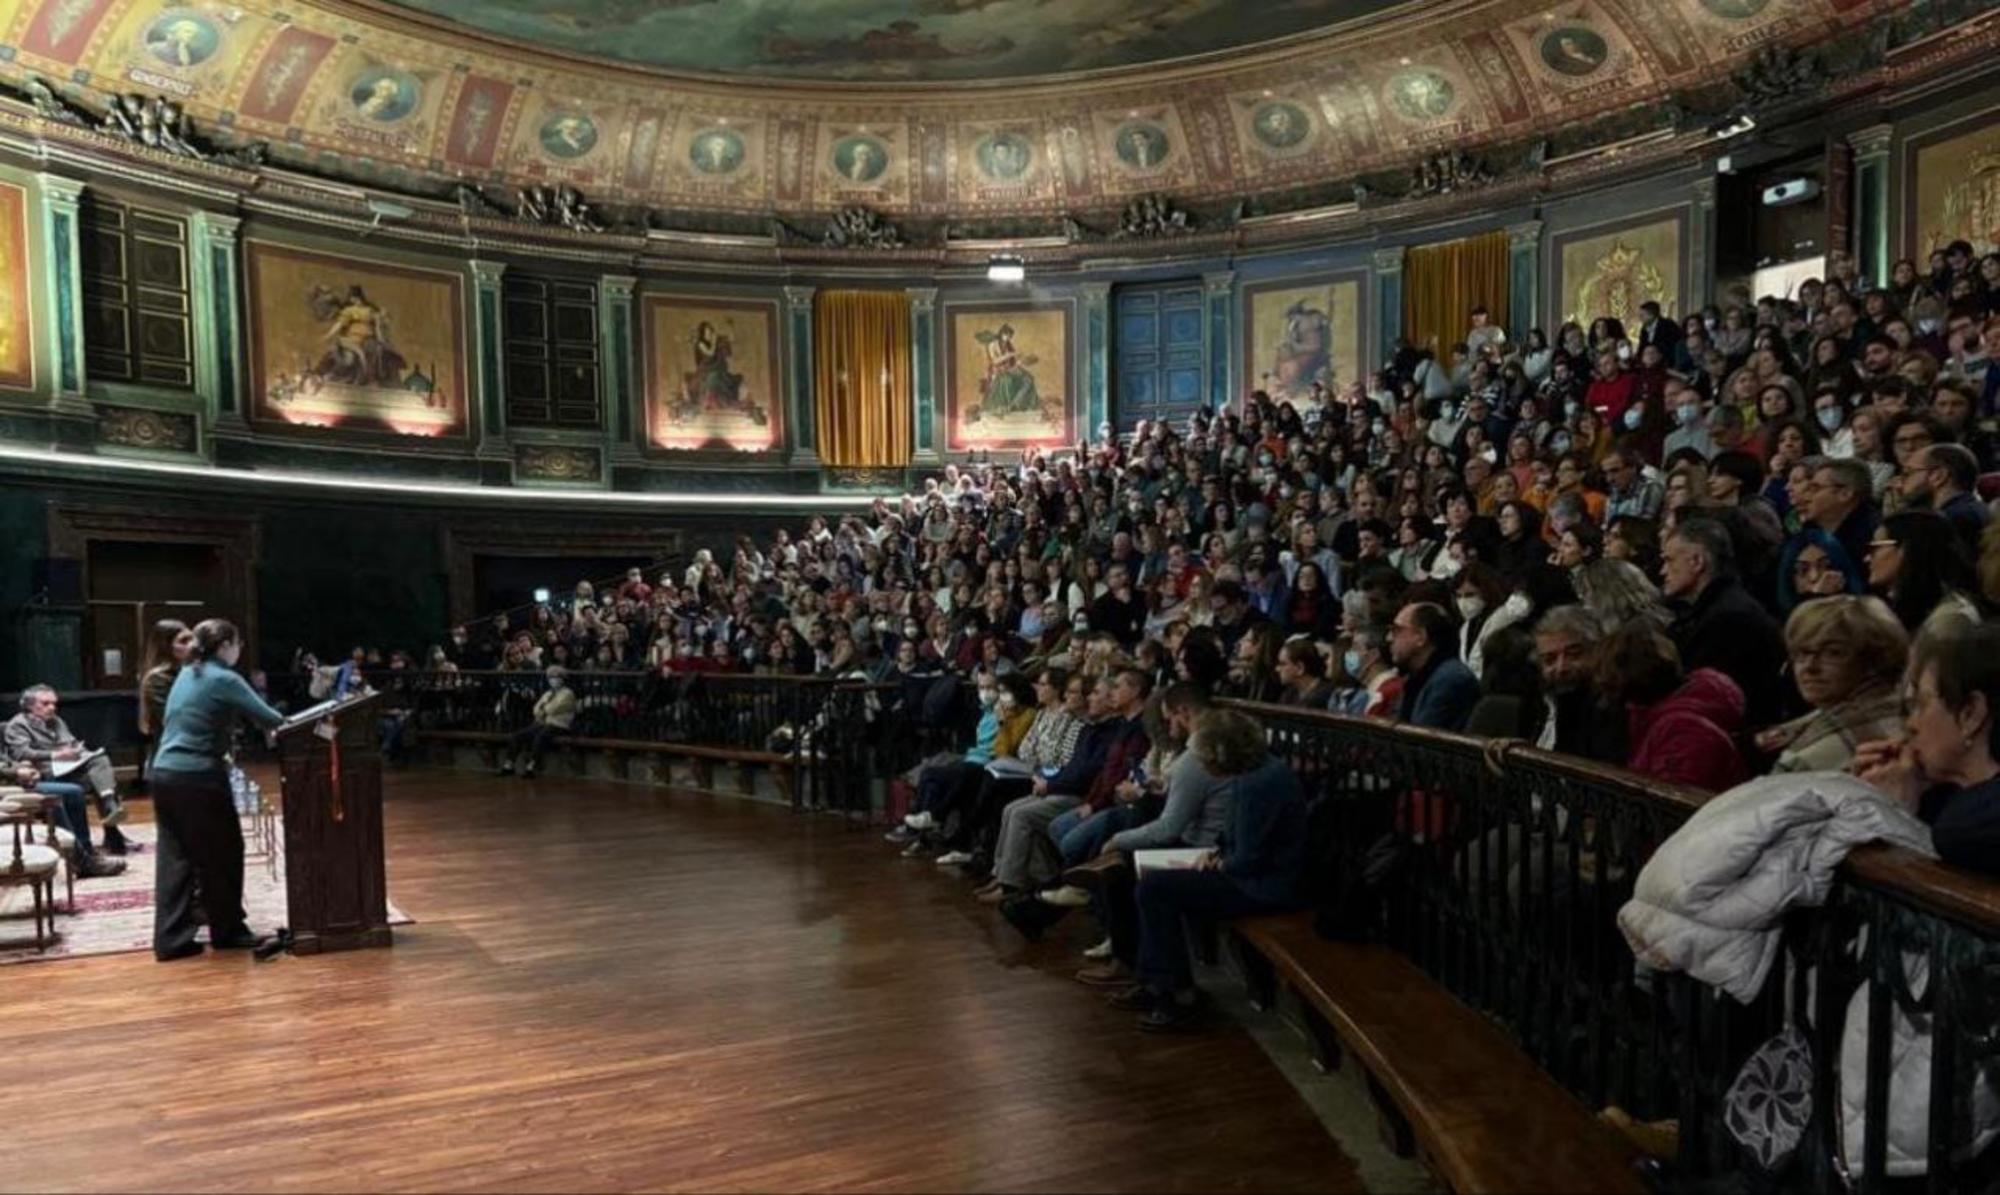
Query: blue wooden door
1113,281,1207,432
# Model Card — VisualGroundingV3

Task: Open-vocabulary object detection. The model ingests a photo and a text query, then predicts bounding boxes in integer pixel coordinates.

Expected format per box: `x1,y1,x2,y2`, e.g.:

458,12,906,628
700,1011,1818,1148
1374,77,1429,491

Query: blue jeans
31,780,95,860
1050,804,1145,871
1136,868,1288,995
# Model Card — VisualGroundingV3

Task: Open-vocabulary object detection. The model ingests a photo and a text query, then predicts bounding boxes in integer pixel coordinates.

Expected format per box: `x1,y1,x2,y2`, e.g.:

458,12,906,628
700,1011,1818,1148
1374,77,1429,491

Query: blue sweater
1219,756,1308,906
155,663,286,775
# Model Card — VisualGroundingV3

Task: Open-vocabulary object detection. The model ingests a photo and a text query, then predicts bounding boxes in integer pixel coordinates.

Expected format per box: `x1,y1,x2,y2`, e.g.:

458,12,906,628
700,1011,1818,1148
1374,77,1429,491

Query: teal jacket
154,662,285,775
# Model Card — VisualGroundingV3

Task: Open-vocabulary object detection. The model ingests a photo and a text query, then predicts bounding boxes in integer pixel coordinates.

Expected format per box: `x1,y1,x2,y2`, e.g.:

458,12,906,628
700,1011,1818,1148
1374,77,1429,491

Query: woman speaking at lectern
151,618,285,961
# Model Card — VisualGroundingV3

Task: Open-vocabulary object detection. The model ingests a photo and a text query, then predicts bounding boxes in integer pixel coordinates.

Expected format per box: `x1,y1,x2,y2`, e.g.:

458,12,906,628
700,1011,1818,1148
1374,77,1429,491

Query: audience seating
1231,913,1647,1194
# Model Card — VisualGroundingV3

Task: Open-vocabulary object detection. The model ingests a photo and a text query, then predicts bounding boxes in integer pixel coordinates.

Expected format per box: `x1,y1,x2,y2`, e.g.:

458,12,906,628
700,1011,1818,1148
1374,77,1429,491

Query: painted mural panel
641,295,784,453
1556,214,1684,327
0,182,33,392
1910,110,2000,258
1242,275,1364,407
245,242,468,437
944,303,1072,450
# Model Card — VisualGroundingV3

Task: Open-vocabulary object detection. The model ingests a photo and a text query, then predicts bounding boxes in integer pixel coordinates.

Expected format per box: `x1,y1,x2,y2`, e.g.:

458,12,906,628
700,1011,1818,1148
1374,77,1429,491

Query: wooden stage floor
5,770,1368,1193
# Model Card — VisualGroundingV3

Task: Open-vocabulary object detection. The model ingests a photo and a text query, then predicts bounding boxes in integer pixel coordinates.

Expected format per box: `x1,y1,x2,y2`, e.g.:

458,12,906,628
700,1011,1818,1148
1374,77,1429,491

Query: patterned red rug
0,819,411,964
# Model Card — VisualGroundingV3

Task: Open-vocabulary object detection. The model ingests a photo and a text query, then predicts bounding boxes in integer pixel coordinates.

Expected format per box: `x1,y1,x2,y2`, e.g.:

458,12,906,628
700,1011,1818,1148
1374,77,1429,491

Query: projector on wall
1762,178,1821,207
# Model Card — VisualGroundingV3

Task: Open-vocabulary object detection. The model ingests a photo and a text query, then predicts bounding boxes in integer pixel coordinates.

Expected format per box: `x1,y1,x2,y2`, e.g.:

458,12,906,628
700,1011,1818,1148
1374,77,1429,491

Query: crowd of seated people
337,246,2000,1025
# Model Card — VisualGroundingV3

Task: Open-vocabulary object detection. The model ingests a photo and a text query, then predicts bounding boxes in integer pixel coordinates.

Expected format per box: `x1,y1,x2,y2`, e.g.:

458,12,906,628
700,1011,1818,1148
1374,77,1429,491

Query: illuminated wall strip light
0,445,876,510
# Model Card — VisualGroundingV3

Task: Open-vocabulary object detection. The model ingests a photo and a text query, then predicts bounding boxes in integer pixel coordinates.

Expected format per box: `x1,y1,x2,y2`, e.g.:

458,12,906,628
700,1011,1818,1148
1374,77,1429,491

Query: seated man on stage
5,684,130,855
5,759,127,877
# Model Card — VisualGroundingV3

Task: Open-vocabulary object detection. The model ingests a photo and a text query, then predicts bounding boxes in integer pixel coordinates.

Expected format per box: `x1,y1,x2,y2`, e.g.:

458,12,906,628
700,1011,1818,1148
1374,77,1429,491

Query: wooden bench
416,728,796,802
1231,911,1648,1195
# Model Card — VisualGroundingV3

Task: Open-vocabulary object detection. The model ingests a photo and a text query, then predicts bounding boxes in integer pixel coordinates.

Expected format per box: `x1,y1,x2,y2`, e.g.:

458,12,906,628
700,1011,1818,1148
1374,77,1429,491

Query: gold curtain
813,290,913,468
1401,229,1511,369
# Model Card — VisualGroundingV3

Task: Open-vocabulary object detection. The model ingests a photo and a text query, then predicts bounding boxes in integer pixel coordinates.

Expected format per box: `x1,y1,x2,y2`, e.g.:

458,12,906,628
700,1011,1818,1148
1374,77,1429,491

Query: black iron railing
1231,698,2000,1192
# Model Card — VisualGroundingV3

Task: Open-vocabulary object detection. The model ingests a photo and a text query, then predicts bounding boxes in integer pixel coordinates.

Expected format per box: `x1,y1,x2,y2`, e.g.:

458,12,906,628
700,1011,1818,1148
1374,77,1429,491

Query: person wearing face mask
149,618,287,961
1662,385,1715,461
1333,625,1400,717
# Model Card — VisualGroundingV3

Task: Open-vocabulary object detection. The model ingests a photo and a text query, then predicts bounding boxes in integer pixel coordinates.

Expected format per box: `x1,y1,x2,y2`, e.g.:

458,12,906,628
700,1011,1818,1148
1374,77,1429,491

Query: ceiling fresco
368,0,1417,83
0,0,1889,224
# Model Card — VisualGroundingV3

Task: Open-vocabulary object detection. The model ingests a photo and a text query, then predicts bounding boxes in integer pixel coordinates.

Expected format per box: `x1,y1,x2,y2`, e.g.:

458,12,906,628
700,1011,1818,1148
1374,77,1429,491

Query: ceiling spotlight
986,254,1025,283
1708,113,1757,141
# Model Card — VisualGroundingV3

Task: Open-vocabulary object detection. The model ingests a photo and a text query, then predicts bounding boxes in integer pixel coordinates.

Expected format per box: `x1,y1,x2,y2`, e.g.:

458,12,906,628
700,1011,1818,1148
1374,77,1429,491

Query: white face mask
977,687,998,707
1456,595,1487,621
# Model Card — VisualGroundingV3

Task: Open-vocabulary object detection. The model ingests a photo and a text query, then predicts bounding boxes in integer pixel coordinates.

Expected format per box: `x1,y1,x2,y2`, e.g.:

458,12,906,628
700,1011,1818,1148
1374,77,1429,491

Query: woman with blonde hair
1756,596,1908,773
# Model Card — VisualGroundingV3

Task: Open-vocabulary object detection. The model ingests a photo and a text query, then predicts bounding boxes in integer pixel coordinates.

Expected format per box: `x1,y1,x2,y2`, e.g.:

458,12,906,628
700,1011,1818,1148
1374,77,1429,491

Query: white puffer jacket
1618,772,1932,1003
1619,771,1998,1178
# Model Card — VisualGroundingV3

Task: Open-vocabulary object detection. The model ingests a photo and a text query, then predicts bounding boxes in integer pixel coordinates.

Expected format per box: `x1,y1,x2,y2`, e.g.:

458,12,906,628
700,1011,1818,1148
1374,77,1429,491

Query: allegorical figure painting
0,183,32,391
946,305,1070,449
643,296,783,452
1244,276,1364,406
247,242,466,436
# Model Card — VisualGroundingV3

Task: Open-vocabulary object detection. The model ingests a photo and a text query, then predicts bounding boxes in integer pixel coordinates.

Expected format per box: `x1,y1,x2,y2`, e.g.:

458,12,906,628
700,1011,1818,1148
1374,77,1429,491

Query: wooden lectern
273,691,393,954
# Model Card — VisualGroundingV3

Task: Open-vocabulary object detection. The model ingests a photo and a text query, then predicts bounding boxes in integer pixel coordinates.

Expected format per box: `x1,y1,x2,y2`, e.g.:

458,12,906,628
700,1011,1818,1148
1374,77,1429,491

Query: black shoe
101,834,130,857
210,928,265,950
155,941,204,962
1138,1000,1210,1033
78,855,128,878
999,892,1066,942
497,762,515,776
1107,983,1158,1011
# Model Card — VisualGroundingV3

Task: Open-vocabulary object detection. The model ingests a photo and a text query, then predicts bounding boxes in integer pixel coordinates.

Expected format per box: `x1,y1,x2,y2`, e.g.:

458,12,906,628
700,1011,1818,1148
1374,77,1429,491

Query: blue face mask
1675,403,1702,427
1343,649,1363,677
1622,407,1644,430
1817,408,1843,433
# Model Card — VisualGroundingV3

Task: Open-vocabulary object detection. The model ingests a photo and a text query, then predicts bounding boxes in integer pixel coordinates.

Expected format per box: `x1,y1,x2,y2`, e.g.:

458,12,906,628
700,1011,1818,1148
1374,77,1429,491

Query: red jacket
1625,668,1749,792
1586,372,1637,428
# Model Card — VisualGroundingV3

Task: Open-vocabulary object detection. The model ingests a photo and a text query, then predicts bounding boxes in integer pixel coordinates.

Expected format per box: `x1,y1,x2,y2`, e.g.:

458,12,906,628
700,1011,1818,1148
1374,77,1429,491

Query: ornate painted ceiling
0,0,1891,226
365,0,1418,83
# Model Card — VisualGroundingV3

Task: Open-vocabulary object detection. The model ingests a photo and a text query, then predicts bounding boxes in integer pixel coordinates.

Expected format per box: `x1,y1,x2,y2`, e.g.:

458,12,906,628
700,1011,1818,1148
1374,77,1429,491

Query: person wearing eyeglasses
1902,443,1989,556
1757,596,1908,774
1864,510,1986,642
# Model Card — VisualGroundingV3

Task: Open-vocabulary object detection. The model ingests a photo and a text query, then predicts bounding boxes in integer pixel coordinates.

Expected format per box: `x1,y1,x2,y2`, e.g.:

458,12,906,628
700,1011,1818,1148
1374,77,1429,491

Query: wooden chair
0,791,61,952
0,788,74,911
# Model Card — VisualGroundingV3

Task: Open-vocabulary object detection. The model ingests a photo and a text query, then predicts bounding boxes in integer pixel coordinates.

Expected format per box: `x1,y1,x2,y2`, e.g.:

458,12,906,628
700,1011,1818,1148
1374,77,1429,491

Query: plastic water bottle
247,779,262,815
229,766,249,815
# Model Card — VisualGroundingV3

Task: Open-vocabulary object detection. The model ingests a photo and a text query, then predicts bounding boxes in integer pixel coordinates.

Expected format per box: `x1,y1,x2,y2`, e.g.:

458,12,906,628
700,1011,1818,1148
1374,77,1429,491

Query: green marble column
1203,270,1234,412
907,286,938,465
1079,282,1110,439
601,274,639,462
35,173,89,417
783,286,819,467
1506,221,1541,340
470,260,508,460
188,210,245,438
1849,124,1893,289
1371,248,1404,367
